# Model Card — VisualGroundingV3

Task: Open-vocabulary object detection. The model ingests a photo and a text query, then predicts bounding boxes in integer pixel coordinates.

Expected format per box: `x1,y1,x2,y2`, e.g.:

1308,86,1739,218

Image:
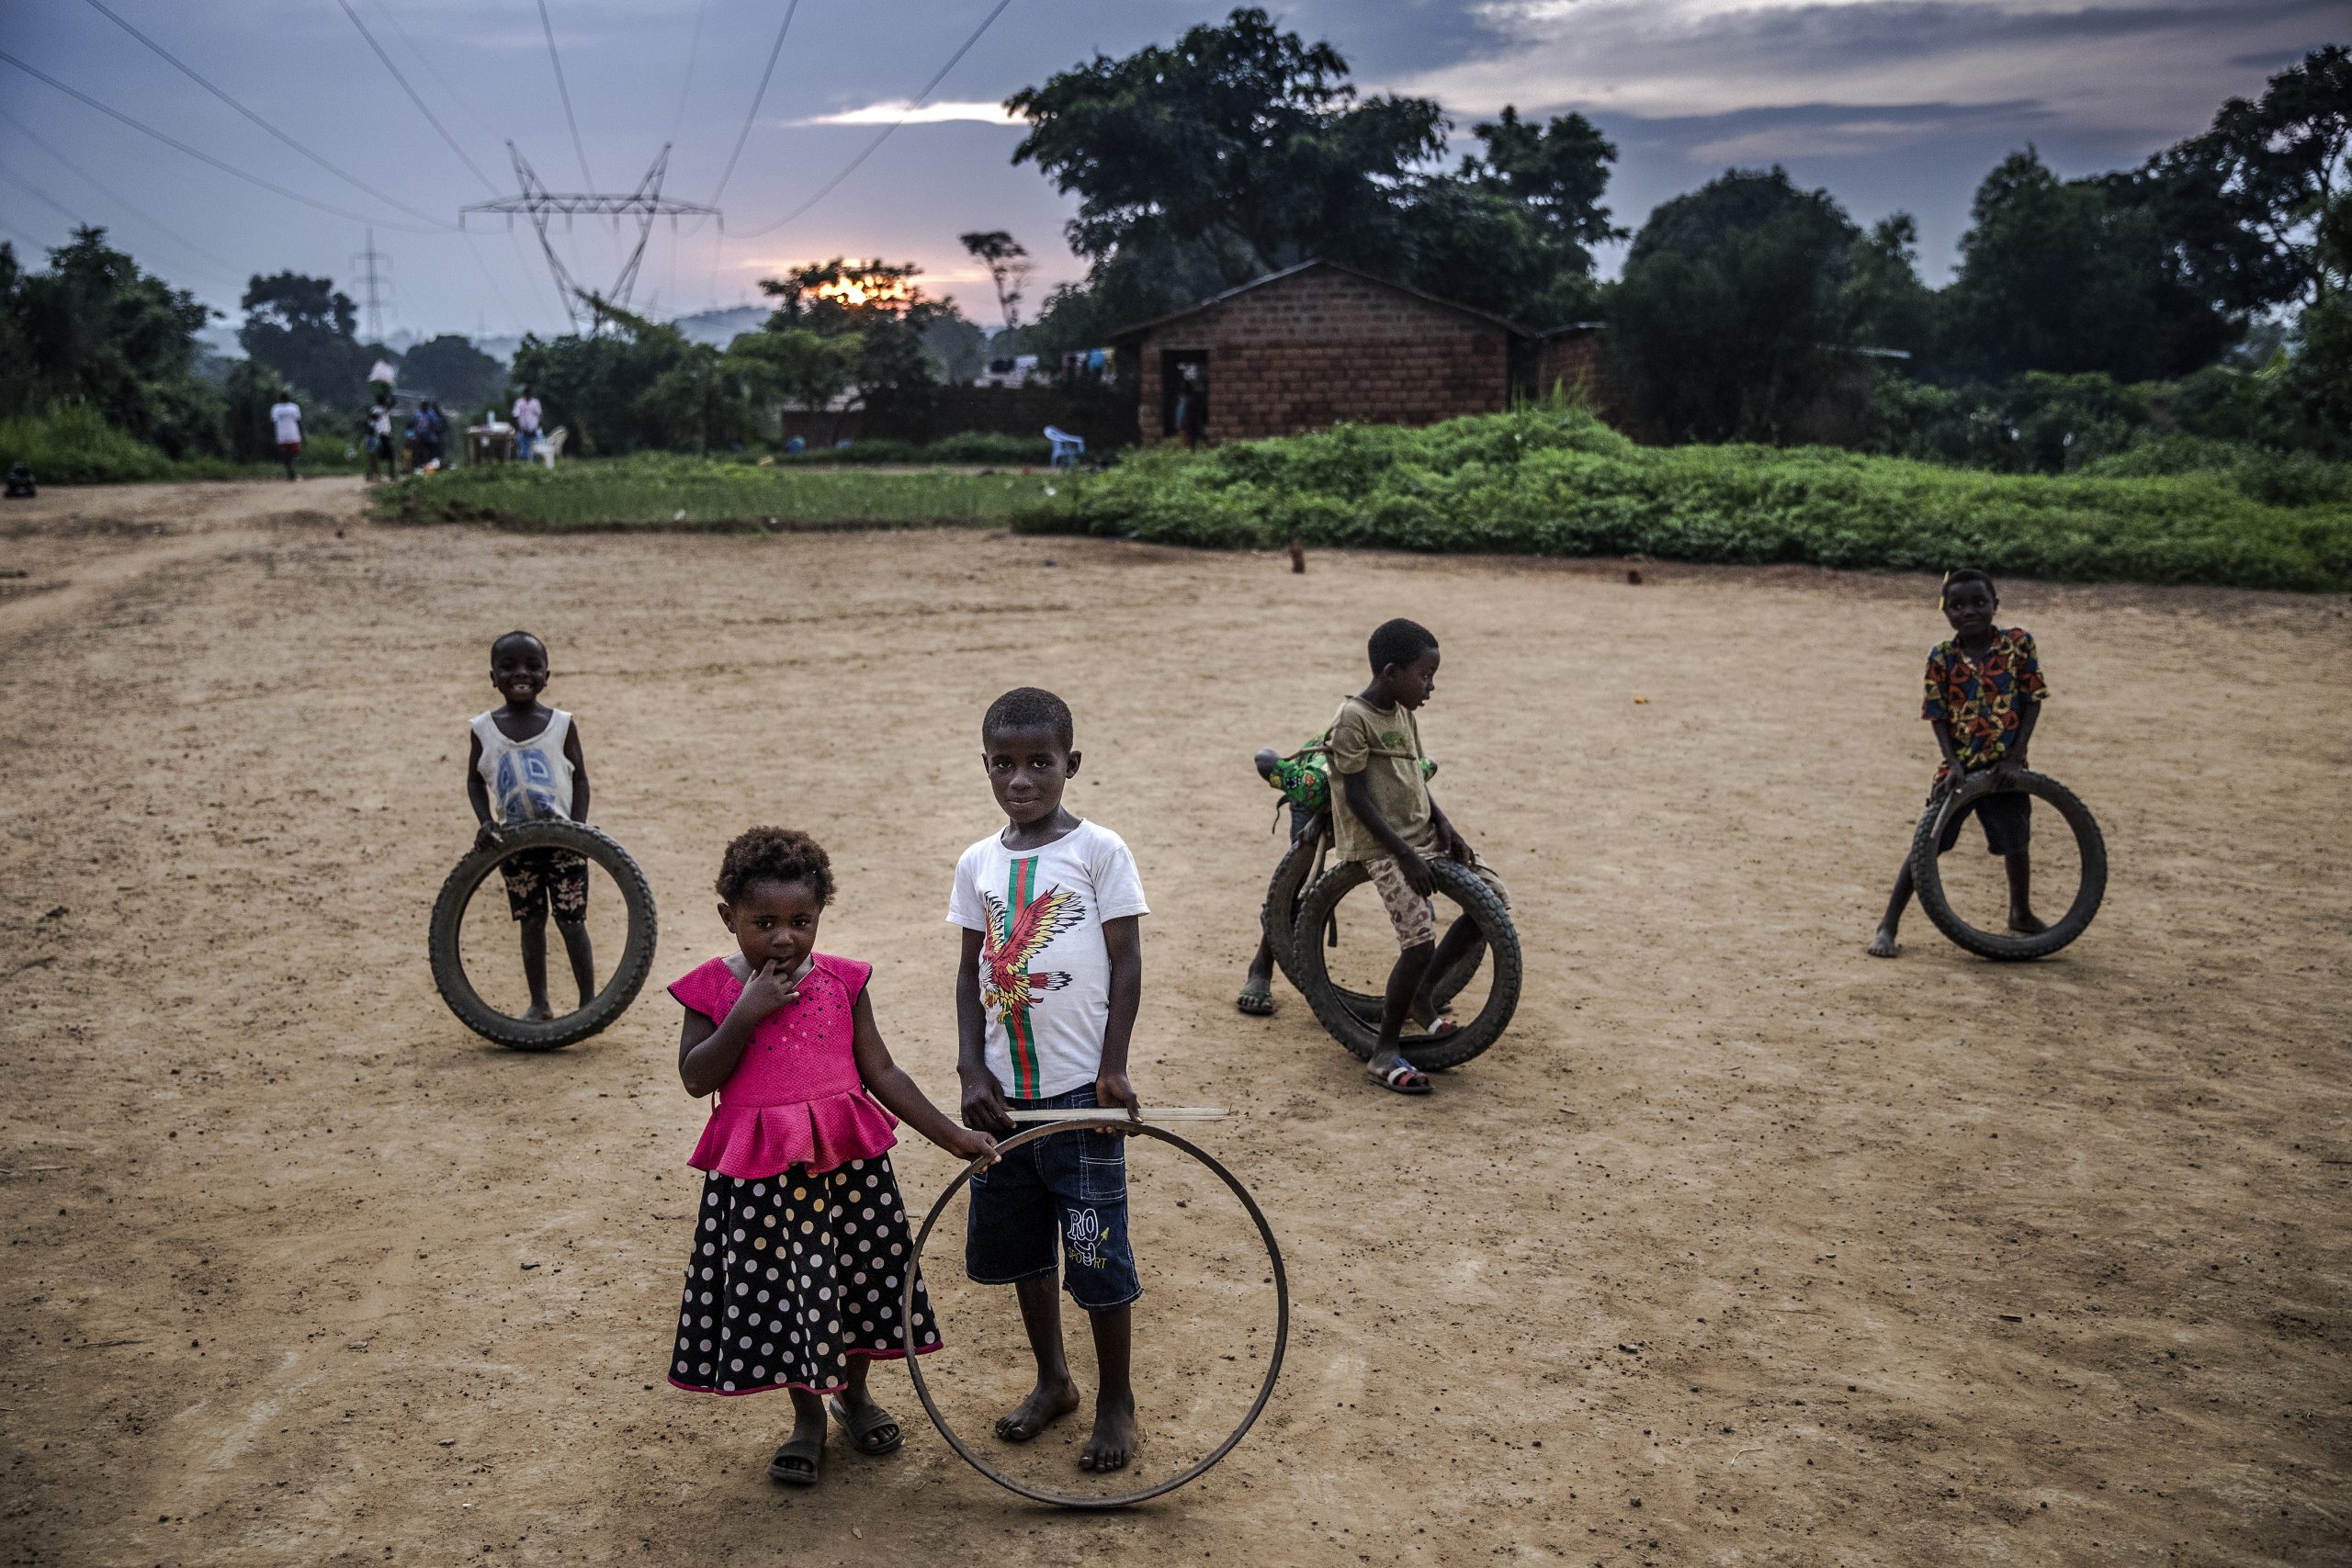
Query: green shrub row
1022,408,2352,592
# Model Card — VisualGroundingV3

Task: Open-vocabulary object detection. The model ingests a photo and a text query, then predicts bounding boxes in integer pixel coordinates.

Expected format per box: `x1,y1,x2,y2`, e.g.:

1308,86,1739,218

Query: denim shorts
965,1085,1141,1312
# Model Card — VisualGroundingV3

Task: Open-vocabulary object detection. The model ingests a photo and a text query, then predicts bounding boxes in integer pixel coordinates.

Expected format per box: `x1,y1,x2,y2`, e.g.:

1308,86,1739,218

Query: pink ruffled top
670,953,898,1179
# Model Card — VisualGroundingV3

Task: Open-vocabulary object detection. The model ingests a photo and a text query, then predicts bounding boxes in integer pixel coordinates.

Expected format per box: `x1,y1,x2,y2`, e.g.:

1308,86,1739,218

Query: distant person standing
366,391,396,483
511,385,543,462
268,390,302,480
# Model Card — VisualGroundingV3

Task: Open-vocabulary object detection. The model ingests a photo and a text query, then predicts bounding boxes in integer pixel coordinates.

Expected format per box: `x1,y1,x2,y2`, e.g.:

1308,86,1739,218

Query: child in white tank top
465,629,596,1021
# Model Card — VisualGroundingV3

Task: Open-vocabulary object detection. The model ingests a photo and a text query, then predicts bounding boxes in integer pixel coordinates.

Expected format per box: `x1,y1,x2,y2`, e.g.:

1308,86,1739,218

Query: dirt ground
2,479,2346,1567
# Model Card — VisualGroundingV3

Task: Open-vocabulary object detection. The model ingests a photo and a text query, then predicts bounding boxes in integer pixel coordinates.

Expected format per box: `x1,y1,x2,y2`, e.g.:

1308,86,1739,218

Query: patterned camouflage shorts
1363,846,1509,949
498,848,588,923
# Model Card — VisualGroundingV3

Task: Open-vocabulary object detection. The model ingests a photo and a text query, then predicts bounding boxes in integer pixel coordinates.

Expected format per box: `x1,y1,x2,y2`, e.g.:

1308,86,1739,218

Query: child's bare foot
1079,1394,1138,1472
1866,924,1900,958
993,1376,1080,1442
522,998,556,1021
2007,909,2048,935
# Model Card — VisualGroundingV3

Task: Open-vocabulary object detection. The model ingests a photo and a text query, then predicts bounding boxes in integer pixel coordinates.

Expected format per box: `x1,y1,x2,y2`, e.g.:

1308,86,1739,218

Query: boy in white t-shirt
949,686,1148,1474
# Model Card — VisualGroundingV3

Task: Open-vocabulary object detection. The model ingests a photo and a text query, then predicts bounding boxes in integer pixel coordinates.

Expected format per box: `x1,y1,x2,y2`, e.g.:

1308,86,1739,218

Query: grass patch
0,402,368,484
1023,408,2352,592
373,454,1063,529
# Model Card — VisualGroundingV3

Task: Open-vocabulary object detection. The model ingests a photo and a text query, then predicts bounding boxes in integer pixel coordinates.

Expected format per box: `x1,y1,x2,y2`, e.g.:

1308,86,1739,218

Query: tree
1,227,222,456
1008,7,1443,288
635,340,773,455
756,258,945,420
2151,45,2351,311
400,334,508,424
1941,148,2234,380
958,231,1033,333
1840,214,1937,355
239,271,380,416
1608,167,1862,442
1458,107,1624,273
725,327,859,440
511,303,694,456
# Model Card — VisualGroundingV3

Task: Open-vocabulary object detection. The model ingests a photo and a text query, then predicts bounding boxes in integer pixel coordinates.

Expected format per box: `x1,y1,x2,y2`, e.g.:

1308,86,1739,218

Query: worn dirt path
1,480,2346,1565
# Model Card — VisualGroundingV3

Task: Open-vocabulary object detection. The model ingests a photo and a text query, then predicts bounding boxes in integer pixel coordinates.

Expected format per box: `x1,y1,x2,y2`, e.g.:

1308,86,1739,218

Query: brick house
1110,260,1530,446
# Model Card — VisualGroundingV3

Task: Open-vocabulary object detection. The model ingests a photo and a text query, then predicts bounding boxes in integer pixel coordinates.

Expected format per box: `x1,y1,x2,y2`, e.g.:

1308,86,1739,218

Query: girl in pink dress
669,826,995,1485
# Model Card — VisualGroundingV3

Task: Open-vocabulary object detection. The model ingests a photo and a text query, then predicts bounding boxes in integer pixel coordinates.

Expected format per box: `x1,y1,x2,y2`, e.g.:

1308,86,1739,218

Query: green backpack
1263,733,1436,818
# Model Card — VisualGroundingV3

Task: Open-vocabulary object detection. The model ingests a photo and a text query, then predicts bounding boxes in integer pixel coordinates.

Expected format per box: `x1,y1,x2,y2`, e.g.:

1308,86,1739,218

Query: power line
334,0,501,195
365,0,505,148
668,0,708,144
458,229,523,337
75,0,453,230
0,47,442,231
0,162,84,227
0,102,234,268
733,0,1015,238
707,0,800,205
535,0,594,188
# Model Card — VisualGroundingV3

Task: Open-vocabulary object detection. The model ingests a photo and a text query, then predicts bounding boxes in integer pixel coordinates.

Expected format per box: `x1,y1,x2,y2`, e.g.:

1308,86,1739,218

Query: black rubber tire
1289,856,1521,1070
427,819,659,1049
1262,818,1482,1021
1907,769,2105,961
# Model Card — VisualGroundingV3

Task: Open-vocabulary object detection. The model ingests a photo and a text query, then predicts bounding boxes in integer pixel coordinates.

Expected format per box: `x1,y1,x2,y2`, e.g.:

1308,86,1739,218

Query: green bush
0,401,175,483
1024,406,2352,592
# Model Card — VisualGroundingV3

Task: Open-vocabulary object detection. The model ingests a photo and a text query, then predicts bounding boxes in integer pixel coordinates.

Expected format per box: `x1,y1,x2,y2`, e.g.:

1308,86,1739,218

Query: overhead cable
334,0,502,195
733,0,1014,238
706,0,799,205
365,0,506,147
668,0,708,143
0,47,443,231
535,0,594,188
0,102,235,268
76,0,454,229
0,162,84,226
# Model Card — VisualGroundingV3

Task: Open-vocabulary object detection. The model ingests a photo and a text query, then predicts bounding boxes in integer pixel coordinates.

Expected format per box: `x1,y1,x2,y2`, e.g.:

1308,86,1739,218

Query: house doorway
1160,350,1208,446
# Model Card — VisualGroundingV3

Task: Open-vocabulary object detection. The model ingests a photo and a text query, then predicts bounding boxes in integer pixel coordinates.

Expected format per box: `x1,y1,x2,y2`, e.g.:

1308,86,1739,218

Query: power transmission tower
462,143,717,333
351,227,392,341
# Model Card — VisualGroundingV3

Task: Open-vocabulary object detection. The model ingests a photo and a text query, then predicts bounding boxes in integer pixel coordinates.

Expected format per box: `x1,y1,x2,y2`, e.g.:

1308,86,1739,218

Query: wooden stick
1005,1107,1227,1123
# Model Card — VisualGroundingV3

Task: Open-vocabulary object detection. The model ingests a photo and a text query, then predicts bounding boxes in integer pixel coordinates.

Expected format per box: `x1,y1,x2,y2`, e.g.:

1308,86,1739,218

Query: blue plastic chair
1046,425,1085,468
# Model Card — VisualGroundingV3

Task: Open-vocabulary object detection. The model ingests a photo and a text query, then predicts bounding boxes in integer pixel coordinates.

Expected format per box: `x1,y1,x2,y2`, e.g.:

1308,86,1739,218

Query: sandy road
0,479,2347,1565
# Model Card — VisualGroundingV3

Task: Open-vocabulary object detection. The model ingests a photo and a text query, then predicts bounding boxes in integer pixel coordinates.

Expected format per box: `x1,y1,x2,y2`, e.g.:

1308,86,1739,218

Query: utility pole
351,227,392,342
462,144,718,333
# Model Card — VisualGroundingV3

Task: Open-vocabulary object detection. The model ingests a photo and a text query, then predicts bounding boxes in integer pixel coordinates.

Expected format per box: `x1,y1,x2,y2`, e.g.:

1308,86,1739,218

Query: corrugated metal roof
1108,258,1534,343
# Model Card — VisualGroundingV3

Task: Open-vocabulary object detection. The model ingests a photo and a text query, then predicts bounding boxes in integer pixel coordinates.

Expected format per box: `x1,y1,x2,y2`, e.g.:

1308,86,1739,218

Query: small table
464,423,514,466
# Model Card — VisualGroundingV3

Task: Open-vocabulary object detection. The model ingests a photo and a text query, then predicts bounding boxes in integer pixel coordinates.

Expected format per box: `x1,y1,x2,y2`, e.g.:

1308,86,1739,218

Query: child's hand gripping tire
428,819,659,1050
1906,768,2106,962
1288,856,1521,1071
1262,818,1483,1023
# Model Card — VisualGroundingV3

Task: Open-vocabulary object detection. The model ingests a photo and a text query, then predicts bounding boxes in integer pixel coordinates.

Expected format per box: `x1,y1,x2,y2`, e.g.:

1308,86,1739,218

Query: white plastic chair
1045,425,1084,468
535,427,567,469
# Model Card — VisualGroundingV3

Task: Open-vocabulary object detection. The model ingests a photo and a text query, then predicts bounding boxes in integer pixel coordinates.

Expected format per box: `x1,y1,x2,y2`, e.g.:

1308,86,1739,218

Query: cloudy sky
0,0,2335,342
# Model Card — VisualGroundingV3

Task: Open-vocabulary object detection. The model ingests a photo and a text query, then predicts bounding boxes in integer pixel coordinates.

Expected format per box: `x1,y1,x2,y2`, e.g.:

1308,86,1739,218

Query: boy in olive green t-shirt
1329,618,1509,1096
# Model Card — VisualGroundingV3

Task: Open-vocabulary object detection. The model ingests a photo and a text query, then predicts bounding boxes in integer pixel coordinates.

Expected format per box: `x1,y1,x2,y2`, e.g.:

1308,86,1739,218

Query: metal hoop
900,1117,1290,1509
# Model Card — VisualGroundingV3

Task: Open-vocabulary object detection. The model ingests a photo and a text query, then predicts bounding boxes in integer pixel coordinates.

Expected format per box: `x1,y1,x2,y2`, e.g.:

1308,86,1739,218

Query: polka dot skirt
667,1156,939,1396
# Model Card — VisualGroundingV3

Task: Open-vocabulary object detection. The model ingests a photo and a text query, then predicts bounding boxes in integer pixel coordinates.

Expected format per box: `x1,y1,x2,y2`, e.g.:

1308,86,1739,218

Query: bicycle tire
1261,818,1482,1021
427,819,659,1049
1289,856,1521,1070
1907,769,2105,961
903,1117,1287,1509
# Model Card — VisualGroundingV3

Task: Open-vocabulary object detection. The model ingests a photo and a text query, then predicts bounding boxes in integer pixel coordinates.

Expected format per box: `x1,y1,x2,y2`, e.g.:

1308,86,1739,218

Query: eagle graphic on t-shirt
979,886,1083,1024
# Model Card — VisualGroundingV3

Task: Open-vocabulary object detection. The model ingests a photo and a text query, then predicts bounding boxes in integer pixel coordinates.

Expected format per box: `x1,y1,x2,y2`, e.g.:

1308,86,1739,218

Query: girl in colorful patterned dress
669,826,996,1485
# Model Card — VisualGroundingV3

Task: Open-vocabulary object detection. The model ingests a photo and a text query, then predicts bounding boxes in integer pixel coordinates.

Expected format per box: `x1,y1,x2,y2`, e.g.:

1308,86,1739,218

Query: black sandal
767,1422,825,1485
829,1397,903,1457
1236,987,1276,1017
